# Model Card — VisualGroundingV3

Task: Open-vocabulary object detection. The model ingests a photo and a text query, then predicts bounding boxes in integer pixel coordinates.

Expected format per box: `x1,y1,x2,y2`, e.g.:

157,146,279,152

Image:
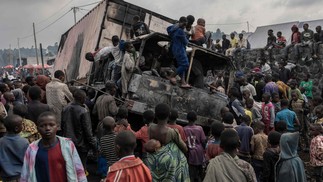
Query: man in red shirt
106,131,152,182
274,31,286,48
283,25,301,60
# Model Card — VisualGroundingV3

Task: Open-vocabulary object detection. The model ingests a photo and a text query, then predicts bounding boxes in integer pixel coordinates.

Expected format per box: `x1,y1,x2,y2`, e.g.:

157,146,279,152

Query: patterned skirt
144,142,190,182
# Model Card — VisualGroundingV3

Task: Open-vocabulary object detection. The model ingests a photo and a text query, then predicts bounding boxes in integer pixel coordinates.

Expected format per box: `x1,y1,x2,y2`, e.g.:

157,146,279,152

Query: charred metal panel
54,0,107,80
128,74,228,126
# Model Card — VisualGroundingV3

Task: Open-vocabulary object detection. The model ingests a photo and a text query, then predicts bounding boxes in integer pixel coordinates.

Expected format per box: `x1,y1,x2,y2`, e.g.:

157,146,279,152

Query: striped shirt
100,133,119,166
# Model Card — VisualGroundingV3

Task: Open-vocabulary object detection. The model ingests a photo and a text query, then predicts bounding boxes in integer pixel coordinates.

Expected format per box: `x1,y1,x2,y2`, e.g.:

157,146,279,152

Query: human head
315,105,323,119
262,92,271,103
303,23,309,31
73,89,86,105
253,121,265,134
54,70,65,82
223,112,234,124
117,106,128,120
215,79,224,88
115,130,137,158
241,115,251,126
85,52,94,62
267,29,273,36
211,121,225,138
278,60,286,69
13,80,23,89
4,91,15,102
178,16,187,29
316,25,322,33
312,96,323,107
25,76,36,86
220,107,230,119
288,79,297,89
245,98,254,109
36,75,50,90
37,112,58,140
112,35,120,47
280,99,289,108
220,129,240,153
299,87,305,94
264,74,272,83
186,15,195,26
291,25,298,33
304,73,310,81
272,92,280,103
268,131,282,147
275,120,287,133
242,89,251,101
102,116,116,132
169,109,178,123
124,42,135,53
197,18,205,27
105,81,117,95
228,87,240,99
238,33,243,40
13,104,28,118
230,33,235,39
187,111,197,123
309,123,323,137
22,85,30,96
0,83,9,93
4,114,23,133
28,86,42,101
222,34,227,40
143,110,154,124
155,103,170,121
277,31,282,38
132,15,140,24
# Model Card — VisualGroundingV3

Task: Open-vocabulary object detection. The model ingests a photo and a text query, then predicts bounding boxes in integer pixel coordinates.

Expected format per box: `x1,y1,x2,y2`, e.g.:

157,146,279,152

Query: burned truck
54,0,235,125
122,32,234,125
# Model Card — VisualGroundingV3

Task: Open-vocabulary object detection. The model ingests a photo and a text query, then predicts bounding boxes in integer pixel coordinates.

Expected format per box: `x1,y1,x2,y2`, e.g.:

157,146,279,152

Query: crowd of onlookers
0,14,323,182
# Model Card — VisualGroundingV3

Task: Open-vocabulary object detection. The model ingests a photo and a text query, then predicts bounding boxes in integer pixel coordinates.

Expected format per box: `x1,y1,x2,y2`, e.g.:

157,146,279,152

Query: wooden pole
40,43,45,74
186,48,196,83
33,23,39,65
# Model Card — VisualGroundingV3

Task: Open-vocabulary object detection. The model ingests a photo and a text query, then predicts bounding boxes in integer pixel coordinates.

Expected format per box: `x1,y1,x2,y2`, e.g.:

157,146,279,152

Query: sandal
180,84,192,89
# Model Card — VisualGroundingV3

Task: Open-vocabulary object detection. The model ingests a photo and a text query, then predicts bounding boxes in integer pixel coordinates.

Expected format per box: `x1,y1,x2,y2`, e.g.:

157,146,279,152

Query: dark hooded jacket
263,147,279,182
275,132,306,182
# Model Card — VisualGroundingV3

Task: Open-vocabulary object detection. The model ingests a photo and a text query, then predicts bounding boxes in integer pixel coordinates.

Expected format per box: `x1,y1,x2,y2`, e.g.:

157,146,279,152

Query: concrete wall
236,44,323,97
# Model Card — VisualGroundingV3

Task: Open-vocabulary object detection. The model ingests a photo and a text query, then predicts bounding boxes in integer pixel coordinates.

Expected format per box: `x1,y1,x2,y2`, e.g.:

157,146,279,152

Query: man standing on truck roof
130,15,150,39
167,16,192,88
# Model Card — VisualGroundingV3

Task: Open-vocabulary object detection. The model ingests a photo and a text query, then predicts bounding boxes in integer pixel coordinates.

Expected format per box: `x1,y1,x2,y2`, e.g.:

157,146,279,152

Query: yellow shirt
245,109,253,124
230,38,238,48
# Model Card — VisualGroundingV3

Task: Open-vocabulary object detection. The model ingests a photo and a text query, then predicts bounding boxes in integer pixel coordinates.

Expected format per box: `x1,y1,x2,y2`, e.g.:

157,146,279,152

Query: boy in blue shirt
0,114,29,181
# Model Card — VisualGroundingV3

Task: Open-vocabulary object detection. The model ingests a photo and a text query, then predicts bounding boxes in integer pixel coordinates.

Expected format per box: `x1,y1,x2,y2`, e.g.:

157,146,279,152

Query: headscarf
36,75,50,90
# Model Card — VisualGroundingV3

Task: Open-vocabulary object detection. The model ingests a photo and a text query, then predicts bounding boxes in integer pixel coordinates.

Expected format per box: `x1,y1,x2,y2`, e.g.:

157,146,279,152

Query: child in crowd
271,92,281,114
121,42,137,98
4,91,15,115
251,121,268,182
130,15,150,39
205,121,224,161
184,111,206,182
299,87,308,103
106,131,152,182
222,112,235,129
0,115,29,182
167,109,187,142
134,110,155,156
261,93,275,134
263,131,282,182
235,115,254,162
275,99,300,132
245,98,262,124
275,132,306,182
275,120,288,133
114,106,131,133
21,112,87,182
100,116,119,169
287,79,302,101
191,18,206,46
309,123,323,182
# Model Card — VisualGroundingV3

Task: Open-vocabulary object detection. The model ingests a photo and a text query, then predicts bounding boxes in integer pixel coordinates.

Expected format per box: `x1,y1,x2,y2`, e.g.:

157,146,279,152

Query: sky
1,0,323,50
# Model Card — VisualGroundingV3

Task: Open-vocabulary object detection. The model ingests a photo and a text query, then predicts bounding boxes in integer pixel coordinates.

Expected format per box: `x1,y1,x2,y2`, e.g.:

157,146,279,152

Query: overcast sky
1,0,323,50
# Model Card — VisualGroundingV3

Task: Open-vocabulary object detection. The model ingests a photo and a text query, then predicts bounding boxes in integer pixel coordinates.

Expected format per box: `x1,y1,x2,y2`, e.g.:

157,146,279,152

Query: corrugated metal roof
248,19,323,49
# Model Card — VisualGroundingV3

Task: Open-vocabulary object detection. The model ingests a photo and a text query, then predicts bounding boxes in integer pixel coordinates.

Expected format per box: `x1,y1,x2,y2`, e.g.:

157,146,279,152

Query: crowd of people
0,14,322,182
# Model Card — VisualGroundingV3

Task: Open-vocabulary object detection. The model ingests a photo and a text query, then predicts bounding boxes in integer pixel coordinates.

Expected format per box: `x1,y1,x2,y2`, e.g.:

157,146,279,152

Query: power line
36,9,73,34
37,0,74,24
76,1,101,8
